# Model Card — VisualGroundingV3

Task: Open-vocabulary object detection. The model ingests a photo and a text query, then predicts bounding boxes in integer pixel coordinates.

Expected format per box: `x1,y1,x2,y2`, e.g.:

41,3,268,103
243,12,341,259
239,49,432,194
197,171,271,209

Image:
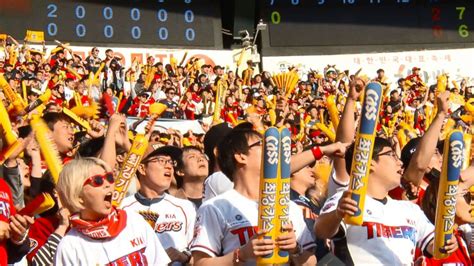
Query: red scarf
70,208,127,240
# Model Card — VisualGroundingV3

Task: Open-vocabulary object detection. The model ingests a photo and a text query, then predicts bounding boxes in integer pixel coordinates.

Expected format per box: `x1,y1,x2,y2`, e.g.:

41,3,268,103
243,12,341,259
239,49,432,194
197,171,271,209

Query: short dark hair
217,127,261,181
42,112,72,131
175,146,203,188
344,137,392,175
165,87,176,94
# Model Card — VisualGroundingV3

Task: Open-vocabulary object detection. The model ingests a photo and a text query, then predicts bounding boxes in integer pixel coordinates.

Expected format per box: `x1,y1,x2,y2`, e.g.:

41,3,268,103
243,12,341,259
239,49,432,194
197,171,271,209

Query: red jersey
0,178,16,265
415,230,472,265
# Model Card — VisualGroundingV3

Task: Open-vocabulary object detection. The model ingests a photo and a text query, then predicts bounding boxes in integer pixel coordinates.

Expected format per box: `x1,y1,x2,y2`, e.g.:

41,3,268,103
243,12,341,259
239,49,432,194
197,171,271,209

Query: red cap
309,130,323,138
412,67,420,71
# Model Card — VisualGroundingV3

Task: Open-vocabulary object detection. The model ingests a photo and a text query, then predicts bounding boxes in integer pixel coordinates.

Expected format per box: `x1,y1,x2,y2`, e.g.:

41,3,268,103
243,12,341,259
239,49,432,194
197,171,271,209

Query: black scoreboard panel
259,0,474,55
0,0,222,48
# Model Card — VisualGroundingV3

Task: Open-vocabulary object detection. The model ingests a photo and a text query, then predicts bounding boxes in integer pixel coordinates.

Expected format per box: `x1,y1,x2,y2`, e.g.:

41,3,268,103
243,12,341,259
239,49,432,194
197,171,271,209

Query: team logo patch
138,210,159,228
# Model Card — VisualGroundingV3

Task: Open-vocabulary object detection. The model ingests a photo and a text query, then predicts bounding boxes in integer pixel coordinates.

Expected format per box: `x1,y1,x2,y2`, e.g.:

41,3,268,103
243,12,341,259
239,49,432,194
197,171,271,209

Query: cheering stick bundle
112,103,167,207
344,82,383,225
434,130,464,259
271,71,299,97
257,127,291,264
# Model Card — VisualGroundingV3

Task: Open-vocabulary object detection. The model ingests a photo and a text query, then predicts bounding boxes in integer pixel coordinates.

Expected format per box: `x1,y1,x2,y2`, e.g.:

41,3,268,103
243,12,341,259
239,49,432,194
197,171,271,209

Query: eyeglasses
144,157,177,167
83,172,115,187
248,139,263,149
167,92,176,95
376,150,399,160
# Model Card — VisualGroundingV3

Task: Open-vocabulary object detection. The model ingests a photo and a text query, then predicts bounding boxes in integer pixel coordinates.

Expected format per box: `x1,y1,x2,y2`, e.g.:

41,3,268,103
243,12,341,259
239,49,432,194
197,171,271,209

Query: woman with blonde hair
55,157,170,265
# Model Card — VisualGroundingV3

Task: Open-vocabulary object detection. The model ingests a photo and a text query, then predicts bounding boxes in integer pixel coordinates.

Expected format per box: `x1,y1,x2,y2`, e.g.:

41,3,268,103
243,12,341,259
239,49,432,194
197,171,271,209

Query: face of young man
141,155,175,193
371,147,403,190
181,149,209,180
291,166,315,190
52,120,75,154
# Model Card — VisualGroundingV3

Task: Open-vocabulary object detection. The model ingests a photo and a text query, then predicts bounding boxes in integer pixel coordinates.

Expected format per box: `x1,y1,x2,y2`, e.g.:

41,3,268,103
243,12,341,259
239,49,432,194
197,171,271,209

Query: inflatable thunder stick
257,127,281,265
112,103,166,207
462,134,472,170
30,115,63,184
434,130,464,259
23,89,52,114
344,82,383,226
274,128,292,264
111,133,149,207
0,97,18,145
326,95,340,130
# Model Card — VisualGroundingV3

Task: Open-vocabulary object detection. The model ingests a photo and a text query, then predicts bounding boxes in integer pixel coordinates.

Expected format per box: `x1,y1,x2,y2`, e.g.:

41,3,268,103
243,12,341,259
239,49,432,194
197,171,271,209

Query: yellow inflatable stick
434,130,464,259
463,134,472,170
345,83,383,225
30,115,63,184
314,122,335,142
0,98,18,145
326,95,340,130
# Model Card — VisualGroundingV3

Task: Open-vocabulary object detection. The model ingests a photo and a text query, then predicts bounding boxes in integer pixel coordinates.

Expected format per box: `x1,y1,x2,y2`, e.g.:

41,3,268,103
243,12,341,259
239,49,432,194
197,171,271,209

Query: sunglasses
83,172,115,187
459,191,472,204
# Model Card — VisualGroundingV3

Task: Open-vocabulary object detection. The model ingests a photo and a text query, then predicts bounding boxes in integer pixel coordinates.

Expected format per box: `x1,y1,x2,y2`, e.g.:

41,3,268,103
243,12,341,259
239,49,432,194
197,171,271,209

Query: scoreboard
0,0,222,48
259,0,474,55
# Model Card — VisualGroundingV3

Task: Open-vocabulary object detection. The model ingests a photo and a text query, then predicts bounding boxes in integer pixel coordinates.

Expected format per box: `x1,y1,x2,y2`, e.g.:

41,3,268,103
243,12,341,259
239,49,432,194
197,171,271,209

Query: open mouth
104,192,113,203
163,172,172,178
397,169,404,175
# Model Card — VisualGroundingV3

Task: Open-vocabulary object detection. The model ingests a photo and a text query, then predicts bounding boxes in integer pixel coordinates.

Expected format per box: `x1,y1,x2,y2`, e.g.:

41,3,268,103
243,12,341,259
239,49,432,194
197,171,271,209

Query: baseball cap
142,145,182,164
412,67,420,71
400,137,444,169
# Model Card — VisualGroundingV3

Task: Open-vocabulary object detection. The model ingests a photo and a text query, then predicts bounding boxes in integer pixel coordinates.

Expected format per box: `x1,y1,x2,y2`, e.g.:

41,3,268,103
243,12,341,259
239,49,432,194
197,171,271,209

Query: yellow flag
26,30,44,43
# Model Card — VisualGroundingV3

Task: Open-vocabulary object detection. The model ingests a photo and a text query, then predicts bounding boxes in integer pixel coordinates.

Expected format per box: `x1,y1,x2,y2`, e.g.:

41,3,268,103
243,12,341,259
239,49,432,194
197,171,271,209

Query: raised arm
403,91,449,186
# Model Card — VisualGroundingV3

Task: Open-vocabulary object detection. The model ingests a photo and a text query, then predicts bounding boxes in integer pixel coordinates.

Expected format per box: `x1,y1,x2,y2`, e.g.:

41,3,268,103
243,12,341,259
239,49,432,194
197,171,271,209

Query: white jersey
55,211,170,265
190,189,316,265
202,171,233,202
121,193,196,252
320,191,435,265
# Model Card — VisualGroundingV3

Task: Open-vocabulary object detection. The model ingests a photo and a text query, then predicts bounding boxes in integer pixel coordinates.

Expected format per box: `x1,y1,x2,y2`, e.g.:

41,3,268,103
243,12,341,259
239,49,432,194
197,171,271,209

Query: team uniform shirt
190,189,316,265
55,211,170,266
121,193,196,253
320,191,435,265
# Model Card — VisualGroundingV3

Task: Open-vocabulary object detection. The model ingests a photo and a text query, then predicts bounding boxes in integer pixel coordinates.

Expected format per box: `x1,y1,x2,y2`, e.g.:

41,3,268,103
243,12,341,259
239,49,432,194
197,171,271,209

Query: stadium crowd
1,33,474,265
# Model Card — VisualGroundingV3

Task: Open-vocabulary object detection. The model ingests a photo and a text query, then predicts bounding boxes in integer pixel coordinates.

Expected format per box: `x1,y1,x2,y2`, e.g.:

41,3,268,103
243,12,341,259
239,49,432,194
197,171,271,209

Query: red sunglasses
83,172,115,187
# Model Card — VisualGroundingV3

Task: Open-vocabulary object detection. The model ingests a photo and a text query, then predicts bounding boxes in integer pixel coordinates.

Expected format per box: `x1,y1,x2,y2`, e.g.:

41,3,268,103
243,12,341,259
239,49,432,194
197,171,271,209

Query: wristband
311,146,323,160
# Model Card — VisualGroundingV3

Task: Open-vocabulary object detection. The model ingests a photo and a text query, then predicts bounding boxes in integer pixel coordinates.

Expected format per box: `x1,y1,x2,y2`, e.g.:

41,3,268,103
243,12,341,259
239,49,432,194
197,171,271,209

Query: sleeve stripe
303,242,317,250
419,231,434,251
